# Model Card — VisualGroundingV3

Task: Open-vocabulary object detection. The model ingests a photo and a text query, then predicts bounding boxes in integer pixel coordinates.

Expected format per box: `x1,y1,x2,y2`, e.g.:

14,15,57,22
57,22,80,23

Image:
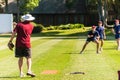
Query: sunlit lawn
0,28,119,80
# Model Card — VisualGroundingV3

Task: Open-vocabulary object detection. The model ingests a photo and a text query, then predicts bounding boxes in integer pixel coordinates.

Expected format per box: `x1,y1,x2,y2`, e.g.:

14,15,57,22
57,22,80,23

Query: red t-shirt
14,21,34,48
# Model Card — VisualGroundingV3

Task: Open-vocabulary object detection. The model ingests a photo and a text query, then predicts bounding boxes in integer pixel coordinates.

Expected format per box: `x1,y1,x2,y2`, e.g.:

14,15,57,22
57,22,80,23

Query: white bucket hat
21,14,35,21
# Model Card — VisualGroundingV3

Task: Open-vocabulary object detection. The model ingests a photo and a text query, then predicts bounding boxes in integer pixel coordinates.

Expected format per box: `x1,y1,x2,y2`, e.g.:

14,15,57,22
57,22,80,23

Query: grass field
0,28,119,80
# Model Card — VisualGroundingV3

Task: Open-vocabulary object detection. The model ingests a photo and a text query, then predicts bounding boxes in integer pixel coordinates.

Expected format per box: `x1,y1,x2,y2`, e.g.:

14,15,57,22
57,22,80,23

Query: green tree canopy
19,0,40,13
65,0,76,9
87,0,120,27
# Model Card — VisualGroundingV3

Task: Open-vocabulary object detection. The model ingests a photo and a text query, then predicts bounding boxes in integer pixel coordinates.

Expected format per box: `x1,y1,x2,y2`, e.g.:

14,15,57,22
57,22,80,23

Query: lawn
0,28,119,80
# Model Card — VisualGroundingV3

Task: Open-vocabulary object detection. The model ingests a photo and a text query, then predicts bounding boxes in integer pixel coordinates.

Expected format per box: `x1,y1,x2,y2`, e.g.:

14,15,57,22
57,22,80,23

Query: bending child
80,26,100,54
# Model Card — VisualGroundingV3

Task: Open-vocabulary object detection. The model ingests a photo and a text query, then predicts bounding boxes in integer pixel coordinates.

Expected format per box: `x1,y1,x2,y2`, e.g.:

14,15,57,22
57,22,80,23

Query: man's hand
8,41,14,51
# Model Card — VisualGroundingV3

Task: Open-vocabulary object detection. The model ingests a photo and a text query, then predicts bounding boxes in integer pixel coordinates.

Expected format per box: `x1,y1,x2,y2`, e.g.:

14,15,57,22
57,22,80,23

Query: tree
65,0,76,9
17,0,20,22
19,0,40,13
97,0,120,26
87,0,120,27
97,0,108,26
0,0,8,13
5,0,8,13
0,0,5,13
16,0,40,22
112,0,120,18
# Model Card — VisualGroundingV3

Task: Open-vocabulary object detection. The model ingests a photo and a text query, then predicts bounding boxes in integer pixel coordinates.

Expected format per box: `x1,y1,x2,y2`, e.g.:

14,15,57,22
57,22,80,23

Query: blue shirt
88,30,99,39
113,24,120,34
96,26,104,38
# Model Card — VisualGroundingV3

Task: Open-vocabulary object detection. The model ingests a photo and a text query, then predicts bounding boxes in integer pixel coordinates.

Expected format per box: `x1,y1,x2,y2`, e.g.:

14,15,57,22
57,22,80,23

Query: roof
32,0,87,14
6,0,87,14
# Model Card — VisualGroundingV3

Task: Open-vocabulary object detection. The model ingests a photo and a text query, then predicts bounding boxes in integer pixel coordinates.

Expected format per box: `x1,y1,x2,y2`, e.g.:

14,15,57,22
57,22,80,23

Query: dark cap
92,25,96,29
115,19,119,22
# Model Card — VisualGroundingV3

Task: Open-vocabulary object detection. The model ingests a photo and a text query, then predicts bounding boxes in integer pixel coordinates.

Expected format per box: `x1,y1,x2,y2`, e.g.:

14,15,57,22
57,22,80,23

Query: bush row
46,24,84,30
32,23,44,33
32,23,84,33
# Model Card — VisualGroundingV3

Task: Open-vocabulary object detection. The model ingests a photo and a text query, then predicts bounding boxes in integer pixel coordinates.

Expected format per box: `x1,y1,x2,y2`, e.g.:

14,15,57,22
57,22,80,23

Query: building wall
30,13,98,26
35,14,85,26
10,0,99,26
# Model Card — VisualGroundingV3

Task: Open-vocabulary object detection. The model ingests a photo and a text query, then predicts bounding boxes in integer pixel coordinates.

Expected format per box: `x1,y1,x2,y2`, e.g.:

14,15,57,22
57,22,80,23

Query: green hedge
32,23,44,33
46,23,84,30
31,23,84,33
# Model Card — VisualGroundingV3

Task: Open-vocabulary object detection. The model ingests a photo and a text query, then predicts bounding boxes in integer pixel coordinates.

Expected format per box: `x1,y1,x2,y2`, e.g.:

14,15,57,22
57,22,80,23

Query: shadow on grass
104,47,116,50
0,76,18,78
0,76,33,79
63,52,80,54
0,32,86,40
31,30,115,41
41,37,81,40
0,29,115,41
31,30,88,37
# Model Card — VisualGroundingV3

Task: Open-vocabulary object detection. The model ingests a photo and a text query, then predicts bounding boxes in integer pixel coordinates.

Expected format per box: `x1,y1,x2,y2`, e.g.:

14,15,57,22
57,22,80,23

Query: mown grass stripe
32,37,78,80
8,38,64,80
62,39,118,80
0,27,120,80
0,37,62,80
32,38,63,60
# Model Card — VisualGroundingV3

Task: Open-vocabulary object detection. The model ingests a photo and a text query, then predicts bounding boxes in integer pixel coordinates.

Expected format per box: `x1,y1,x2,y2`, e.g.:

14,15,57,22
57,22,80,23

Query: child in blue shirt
80,26,100,54
112,19,120,50
96,21,106,51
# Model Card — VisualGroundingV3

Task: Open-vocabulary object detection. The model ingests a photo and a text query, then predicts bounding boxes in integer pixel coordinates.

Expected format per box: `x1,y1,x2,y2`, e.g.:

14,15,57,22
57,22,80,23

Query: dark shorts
115,34,120,39
86,38,96,42
100,35,104,39
15,47,31,58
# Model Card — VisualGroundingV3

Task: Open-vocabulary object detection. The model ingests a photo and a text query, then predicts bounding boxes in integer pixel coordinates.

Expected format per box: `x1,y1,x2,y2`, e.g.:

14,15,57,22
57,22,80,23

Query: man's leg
80,41,89,54
26,57,35,77
26,57,32,73
18,57,24,77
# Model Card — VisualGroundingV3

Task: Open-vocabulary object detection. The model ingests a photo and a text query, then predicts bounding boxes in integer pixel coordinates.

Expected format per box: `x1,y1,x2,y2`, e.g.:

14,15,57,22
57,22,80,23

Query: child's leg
80,41,89,53
94,40,99,53
116,38,120,50
100,39,104,51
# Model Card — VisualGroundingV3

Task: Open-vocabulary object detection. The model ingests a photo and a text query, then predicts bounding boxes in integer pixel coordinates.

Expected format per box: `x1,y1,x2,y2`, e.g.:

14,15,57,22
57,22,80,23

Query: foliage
19,0,40,13
114,0,120,18
46,23,84,30
0,28,119,80
31,22,37,26
87,0,120,26
32,23,44,33
65,0,77,9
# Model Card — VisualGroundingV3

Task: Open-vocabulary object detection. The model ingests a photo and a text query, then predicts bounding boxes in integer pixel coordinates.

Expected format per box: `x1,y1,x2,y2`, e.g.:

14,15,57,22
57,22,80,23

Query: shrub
46,26,56,30
31,22,37,26
57,23,84,30
42,23,84,31
69,24,75,29
32,24,44,33
59,24,70,30
74,24,84,28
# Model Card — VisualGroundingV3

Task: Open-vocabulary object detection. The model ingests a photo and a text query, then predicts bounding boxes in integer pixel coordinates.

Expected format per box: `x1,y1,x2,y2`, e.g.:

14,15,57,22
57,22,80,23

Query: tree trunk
5,0,8,13
103,0,108,27
97,0,112,27
97,0,102,21
17,0,20,22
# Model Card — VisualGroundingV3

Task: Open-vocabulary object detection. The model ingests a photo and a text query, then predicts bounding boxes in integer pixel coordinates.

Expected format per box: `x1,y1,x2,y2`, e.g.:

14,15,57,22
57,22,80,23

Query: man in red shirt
8,14,35,77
